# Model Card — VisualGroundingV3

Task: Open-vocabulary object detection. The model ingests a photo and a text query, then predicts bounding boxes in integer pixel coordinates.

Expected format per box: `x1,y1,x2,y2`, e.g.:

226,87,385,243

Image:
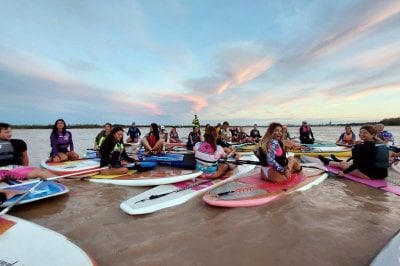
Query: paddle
0,166,108,215
135,179,212,203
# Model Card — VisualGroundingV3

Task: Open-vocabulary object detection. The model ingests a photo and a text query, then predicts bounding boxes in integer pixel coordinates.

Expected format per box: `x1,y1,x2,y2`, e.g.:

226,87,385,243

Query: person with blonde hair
258,122,302,183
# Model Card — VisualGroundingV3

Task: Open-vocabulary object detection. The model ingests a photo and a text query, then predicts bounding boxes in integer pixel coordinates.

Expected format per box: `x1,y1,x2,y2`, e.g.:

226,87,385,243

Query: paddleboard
370,229,400,266
0,180,69,207
165,142,186,150
202,166,327,207
120,164,255,215
40,158,100,176
140,152,196,169
290,146,351,158
300,155,400,195
87,166,203,186
0,214,95,266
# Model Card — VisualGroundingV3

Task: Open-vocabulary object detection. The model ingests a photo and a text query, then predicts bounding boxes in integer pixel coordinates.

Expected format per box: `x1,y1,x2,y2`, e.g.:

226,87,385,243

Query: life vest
374,144,390,168
274,140,288,167
96,136,106,149
0,140,14,161
352,142,390,169
108,142,125,164
195,142,223,166
343,133,353,143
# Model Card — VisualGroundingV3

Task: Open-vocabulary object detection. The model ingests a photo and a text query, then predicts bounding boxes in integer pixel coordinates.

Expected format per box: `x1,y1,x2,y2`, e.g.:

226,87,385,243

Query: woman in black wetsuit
99,126,138,175
319,124,388,179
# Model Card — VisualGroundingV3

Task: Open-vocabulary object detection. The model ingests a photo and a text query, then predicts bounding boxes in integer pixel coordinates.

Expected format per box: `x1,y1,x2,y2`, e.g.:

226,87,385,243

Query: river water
8,126,400,266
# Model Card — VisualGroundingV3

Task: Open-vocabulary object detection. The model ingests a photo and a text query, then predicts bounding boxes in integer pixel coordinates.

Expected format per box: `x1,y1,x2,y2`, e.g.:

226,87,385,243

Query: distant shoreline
10,121,400,129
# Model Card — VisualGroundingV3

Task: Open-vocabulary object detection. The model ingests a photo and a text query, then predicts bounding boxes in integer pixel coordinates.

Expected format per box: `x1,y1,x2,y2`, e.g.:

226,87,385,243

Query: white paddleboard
0,214,95,266
120,164,255,215
40,158,100,176
370,229,400,266
87,167,203,186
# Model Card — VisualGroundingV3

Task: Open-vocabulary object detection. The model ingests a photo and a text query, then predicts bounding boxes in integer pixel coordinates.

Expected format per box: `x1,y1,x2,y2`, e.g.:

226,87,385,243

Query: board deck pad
300,155,400,195
120,164,255,215
1,180,69,207
203,166,327,207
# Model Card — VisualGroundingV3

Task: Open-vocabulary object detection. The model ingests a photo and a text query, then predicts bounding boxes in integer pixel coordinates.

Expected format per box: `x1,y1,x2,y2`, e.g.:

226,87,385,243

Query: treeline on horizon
10,117,400,129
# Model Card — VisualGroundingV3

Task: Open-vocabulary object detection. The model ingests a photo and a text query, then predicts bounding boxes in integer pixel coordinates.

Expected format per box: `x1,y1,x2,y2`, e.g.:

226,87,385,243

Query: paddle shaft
0,179,46,215
0,166,109,215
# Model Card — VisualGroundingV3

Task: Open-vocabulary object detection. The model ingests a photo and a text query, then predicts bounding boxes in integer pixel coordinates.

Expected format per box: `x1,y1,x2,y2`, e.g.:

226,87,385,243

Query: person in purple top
48,119,79,162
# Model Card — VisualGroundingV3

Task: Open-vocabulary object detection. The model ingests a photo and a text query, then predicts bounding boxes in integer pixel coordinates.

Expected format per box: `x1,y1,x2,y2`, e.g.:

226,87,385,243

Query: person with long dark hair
99,126,139,175
140,123,164,155
49,119,79,162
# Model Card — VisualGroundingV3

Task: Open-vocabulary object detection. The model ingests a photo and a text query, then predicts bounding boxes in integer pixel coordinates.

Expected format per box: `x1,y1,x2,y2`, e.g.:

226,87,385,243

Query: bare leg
140,138,153,153
100,167,129,175
26,168,55,179
261,167,288,183
209,163,229,179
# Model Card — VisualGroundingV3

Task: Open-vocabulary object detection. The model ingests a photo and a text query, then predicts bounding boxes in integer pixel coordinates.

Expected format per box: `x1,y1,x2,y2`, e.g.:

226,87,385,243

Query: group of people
1,117,399,204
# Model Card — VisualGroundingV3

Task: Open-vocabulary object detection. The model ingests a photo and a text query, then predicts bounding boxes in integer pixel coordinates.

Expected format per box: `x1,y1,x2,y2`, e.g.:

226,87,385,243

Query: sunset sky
1,0,399,126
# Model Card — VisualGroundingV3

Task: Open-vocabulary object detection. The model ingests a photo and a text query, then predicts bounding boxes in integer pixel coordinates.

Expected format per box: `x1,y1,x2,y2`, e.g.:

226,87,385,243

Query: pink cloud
310,1,400,59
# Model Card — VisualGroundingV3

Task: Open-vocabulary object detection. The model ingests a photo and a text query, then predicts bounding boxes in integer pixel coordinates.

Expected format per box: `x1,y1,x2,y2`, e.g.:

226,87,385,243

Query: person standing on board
336,125,356,146
299,121,315,144
192,114,201,130
0,122,54,181
126,122,141,143
258,122,302,183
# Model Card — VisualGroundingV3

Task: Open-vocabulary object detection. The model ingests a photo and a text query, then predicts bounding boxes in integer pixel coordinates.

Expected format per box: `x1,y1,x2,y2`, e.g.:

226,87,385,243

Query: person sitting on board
237,126,252,144
336,125,356,146
99,126,139,175
140,123,165,155
250,124,262,143
217,121,235,155
376,123,395,146
319,124,388,180
48,119,79,163
194,126,235,179
230,126,239,142
126,122,141,144
186,126,201,150
168,126,182,143
258,122,302,183
299,121,315,144
0,122,54,181
160,125,168,142
94,123,112,151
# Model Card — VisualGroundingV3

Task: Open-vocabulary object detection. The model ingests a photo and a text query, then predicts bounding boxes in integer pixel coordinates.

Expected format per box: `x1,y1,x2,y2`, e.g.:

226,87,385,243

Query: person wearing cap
299,121,315,144
126,122,141,143
160,125,168,141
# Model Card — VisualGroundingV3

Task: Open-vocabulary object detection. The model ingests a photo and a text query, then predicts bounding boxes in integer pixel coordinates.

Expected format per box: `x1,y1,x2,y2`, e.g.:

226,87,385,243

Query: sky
0,0,399,126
